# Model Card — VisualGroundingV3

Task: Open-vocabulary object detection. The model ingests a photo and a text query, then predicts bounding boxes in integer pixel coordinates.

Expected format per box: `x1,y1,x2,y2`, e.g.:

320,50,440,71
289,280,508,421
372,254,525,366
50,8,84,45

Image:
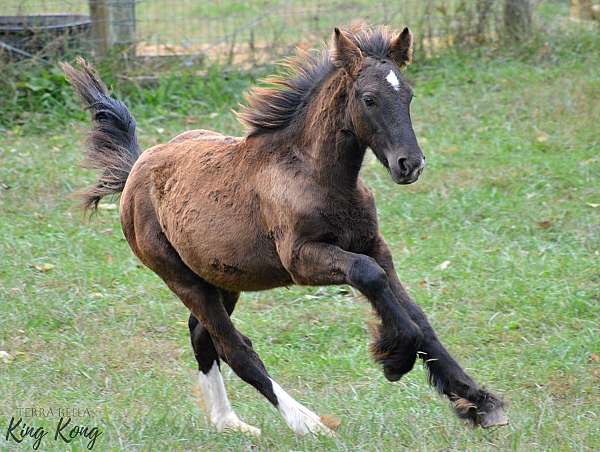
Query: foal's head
333,27,425,184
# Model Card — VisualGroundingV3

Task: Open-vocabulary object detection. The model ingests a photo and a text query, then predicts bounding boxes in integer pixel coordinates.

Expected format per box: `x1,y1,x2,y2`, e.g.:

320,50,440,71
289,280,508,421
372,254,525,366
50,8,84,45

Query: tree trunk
504,0,532,40
570,0,594,20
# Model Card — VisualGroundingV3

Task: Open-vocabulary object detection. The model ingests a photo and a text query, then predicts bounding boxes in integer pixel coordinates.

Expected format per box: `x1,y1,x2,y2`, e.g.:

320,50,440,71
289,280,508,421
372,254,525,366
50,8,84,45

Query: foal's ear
389,27,414,67
332,28,362,73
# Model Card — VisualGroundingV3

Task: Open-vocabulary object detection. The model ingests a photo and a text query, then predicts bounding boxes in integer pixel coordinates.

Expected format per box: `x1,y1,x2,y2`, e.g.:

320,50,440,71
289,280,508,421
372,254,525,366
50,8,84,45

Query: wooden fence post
89,0,110,57
88,0,136,59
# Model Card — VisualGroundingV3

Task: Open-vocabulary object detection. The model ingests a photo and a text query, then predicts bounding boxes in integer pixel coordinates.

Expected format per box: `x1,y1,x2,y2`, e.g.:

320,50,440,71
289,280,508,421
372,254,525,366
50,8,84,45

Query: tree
504,0,532,40
570,0,592,20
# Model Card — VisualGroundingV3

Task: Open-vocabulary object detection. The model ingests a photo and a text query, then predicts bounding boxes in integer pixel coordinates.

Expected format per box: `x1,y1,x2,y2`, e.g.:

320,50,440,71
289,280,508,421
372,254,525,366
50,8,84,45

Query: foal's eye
363,96,376,107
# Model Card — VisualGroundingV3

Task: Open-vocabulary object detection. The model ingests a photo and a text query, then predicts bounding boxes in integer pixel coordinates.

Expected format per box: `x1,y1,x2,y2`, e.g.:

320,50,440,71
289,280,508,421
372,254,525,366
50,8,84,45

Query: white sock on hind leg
198,362,260,436
270,378,334,436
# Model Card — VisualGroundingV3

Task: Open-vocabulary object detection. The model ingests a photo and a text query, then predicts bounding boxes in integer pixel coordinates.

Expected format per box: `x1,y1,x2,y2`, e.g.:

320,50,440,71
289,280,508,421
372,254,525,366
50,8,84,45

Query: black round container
0,14,91,57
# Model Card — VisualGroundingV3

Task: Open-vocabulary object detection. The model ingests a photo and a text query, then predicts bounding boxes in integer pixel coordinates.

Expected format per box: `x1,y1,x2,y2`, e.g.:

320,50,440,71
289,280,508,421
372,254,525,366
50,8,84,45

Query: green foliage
0,57,261,134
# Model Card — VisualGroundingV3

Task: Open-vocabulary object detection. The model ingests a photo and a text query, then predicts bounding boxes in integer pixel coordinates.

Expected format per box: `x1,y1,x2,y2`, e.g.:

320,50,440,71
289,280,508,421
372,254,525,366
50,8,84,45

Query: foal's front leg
281,242,423,380
371,237,508,428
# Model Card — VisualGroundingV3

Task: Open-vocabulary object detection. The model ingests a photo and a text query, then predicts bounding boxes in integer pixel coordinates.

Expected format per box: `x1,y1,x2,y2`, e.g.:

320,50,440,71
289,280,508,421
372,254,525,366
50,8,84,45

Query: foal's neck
297,72,366,187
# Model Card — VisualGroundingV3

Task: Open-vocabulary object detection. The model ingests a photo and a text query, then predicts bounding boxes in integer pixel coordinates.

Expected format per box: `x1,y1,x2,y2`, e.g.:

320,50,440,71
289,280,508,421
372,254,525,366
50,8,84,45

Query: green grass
1,23,599,451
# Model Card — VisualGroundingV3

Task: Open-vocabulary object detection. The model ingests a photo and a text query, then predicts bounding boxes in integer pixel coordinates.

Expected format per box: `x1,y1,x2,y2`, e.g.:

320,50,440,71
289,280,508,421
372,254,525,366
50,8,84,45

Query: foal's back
121,130,291,291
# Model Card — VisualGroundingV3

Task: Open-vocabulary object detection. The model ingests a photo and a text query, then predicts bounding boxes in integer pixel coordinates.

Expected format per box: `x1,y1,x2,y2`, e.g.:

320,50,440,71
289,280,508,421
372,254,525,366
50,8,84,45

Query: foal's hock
63,24,507,436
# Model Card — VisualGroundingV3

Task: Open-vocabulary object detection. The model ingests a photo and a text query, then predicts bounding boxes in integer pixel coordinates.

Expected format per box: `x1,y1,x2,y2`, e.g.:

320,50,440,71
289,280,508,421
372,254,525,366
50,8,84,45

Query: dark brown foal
63,23,507,437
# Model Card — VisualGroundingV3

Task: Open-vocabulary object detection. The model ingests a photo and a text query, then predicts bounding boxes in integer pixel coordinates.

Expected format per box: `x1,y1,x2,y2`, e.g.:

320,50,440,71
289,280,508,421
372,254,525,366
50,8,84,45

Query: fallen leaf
537,220,553,229
419,278,427,288
33,263,54,272
441,146,459,154
536,133,549,143
99,203,117,210
0,351,13,363
590,353,599,363
437,260,451,271
320,414,341,431
586,202,599,208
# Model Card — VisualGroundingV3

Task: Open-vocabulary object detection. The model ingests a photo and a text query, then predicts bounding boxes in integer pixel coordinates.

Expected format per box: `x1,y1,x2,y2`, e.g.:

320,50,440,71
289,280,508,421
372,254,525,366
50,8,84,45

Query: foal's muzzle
388,154,426,184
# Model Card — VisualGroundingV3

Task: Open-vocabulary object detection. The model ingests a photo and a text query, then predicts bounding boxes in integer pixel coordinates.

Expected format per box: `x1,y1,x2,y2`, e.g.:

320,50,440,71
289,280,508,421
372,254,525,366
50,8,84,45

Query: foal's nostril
397,157,409,175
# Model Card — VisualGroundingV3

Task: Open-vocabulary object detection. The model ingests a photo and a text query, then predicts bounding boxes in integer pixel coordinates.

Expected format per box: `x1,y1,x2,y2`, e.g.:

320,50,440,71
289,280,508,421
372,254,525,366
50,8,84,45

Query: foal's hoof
290,411,336,437
383,366,405,382
476,393,508,429
280,403,336,437
452,392,508,429
216,413,261,437
480,405,509,429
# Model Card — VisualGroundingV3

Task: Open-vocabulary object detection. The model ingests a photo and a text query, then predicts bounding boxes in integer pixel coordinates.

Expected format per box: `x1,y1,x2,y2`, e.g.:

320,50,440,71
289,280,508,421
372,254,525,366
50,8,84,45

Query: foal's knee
348,256,388,295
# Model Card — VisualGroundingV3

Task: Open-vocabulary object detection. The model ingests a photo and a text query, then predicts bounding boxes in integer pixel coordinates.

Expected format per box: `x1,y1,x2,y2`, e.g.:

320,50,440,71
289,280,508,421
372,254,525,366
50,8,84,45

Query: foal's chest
327,208,378,253
317,189,379,254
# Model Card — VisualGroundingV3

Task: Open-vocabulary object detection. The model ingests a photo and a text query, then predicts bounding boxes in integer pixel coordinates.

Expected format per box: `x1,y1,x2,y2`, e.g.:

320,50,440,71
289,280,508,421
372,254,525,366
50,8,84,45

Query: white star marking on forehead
386,70,400,91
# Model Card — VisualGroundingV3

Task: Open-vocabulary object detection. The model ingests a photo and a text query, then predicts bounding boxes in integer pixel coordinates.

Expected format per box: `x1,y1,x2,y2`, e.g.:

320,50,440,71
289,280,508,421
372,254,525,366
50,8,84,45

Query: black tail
61,57,140,212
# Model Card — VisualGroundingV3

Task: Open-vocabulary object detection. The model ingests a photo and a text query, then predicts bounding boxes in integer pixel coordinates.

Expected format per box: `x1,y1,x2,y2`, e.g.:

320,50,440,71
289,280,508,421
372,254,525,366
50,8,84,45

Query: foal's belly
154,181,292,291
174,226,292,292
179,231,292,292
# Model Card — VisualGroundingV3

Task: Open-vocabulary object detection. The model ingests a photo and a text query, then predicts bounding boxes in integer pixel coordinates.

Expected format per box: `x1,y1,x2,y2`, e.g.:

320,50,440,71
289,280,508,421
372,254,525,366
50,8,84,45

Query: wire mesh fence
1,1,530,68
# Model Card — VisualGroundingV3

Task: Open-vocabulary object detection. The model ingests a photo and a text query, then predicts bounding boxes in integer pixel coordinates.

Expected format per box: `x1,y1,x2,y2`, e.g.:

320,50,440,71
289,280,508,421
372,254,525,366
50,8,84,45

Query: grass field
1,17,599,452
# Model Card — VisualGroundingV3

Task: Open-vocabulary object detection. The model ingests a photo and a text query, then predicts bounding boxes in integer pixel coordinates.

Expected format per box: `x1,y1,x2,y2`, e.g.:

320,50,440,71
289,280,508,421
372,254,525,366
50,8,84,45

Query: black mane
237,25,395,136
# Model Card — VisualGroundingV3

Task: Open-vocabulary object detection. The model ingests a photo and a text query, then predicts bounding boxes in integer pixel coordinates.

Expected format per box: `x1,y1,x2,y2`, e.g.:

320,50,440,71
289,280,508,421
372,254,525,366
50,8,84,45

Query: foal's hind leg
186,287,334,437
122,204,259,435
188,291,260,436
128,214,332,436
